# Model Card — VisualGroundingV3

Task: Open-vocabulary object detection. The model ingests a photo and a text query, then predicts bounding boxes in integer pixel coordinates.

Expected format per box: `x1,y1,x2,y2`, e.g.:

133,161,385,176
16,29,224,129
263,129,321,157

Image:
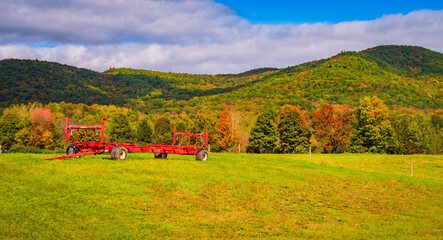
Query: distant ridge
349,45,443,76
1,45,441,111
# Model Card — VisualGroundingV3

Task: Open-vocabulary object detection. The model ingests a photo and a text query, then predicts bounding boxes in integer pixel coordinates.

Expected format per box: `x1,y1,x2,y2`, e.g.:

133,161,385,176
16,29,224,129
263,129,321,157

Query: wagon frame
42,117,209,161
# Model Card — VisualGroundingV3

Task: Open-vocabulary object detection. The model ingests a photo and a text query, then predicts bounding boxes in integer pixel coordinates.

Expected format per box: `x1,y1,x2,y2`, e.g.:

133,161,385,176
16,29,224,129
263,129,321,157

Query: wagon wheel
195,149,209,161
111,146,128,160
66,144,80,158
154,152,168,159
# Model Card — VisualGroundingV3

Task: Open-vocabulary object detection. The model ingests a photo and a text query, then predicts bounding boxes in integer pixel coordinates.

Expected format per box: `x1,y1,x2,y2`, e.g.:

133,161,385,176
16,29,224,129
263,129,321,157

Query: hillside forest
0,45,442,154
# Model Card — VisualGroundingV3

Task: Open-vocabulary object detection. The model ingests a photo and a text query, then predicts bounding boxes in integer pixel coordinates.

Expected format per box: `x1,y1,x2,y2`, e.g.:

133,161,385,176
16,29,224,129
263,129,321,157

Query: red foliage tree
30,107,55,129
311,104,353,153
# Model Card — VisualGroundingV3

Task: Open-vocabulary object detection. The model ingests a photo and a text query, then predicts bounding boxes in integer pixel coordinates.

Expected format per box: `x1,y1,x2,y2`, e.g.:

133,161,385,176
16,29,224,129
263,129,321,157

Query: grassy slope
0,153,441,239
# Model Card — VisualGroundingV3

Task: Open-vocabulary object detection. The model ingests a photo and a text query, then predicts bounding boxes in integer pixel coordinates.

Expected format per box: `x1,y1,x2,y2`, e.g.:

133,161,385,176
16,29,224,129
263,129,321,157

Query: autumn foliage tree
311,104,353,153
352,96,399,153
29,107,55,149
214,109,239,151
278,105,311,153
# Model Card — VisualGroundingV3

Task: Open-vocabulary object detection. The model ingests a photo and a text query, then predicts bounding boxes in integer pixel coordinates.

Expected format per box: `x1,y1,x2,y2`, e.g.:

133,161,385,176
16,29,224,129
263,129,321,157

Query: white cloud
0,0,245,44
0,0,442,74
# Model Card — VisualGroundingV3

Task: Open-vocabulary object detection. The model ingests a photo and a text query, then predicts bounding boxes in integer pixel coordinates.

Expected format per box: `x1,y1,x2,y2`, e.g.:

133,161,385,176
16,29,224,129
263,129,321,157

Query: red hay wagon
42,118,209,161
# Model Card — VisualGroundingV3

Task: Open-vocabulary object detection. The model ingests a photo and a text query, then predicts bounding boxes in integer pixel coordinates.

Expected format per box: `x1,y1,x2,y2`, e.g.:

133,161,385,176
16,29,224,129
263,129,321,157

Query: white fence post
309,147,311,161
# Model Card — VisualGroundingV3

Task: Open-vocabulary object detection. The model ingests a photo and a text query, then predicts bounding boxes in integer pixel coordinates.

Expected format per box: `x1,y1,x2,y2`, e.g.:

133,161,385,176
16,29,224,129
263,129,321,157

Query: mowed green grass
0,153,441,239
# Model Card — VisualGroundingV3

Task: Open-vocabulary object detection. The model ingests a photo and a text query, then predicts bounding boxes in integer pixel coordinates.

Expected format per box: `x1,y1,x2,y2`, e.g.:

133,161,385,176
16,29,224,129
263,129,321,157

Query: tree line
0,96,441,154
247,96,442,154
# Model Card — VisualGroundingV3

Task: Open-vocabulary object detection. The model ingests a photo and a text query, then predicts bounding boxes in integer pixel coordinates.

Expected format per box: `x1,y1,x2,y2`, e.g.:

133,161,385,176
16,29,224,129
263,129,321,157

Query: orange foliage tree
29,107,55,149
214,109,239,151
311,104,354,153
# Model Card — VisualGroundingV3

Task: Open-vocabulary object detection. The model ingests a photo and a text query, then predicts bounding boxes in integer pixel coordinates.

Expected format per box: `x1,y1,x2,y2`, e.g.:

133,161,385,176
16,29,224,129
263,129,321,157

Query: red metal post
100,118,105,142
206,128,209,148
84,129,88,142
65,118,70,142
92,130,98,142
172,126,177,146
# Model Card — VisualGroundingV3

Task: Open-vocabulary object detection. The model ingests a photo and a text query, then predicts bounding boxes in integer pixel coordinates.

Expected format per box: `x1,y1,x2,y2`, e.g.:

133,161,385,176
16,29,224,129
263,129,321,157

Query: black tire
111,146,128,160
66,144,78,155
195,149,209,161
154,152,167,159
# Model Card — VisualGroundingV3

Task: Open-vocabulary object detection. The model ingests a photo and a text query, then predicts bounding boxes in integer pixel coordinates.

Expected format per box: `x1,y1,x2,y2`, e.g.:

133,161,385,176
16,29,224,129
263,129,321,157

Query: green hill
0,59,274,109
357,45,443,76
0,45,441,112
0,59,122,106
218,53,441,111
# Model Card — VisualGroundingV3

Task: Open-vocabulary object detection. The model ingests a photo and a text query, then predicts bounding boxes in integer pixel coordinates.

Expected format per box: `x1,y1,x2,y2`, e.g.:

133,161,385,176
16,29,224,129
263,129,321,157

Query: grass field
0,153,441,239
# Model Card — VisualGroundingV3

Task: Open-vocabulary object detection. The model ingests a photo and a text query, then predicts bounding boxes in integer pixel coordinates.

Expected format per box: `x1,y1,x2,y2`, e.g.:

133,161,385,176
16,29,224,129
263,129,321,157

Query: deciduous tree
0,113,25,150
214,109,239,151
394,114,435,154
29,107,55,149
311,104,353,153
352,96,399,153
153,116,172,145
109,113,134,143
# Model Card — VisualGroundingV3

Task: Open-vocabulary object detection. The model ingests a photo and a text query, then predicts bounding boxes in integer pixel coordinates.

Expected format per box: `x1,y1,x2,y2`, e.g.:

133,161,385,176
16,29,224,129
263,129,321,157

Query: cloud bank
0,0,442,74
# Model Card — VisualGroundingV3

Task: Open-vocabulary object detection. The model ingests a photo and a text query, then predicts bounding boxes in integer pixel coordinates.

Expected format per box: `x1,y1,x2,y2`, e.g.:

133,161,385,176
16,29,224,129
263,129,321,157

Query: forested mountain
0,45,441,155
0,45,441,113
0,59,276,109
355,45,443,76
218,48,442,113
0,60,125,106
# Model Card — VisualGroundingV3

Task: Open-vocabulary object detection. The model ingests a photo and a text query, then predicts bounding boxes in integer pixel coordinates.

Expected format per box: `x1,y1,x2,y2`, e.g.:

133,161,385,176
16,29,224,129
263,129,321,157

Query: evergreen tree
136,118,153,145
278,105,311,153
248,112,278,153
153,116,172,145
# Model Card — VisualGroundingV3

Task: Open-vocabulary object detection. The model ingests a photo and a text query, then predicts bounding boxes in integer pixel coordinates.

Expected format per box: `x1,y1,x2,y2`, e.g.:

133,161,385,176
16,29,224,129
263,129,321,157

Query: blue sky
215,0,443,23
0,0,442,74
